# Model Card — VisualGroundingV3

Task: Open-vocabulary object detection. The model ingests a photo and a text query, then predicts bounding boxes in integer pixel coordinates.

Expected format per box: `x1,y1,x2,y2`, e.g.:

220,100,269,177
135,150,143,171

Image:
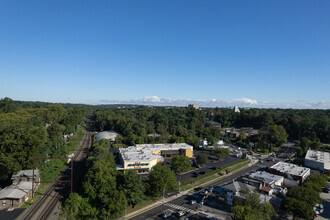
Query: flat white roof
249,171,283,185
119,143,193,163
270,162,310,177
95,131,119,142
305,149,330,164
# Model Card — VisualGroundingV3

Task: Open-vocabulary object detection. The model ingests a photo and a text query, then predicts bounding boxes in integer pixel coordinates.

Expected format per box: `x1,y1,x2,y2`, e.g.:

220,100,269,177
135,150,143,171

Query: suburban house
0,170,39,210
213,181,271,206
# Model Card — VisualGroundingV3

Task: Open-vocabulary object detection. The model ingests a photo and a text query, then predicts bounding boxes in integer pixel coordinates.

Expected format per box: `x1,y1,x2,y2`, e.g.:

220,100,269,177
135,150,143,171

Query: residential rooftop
0,181,32,200
249,171,283,186
222,181,256,193
119,143,193,163
270,162,310,177
11,170,39,180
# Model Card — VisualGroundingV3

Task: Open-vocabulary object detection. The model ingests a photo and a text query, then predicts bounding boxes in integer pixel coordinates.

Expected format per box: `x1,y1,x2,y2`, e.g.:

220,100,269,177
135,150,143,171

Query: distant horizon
3,96,330,110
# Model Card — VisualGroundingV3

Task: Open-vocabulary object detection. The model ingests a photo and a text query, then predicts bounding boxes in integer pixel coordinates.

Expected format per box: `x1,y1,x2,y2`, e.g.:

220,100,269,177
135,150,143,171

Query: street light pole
179,181,181,193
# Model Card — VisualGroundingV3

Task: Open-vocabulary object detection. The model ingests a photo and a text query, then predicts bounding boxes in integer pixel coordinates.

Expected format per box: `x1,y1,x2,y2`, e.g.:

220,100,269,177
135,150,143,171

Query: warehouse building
269,162,310,187
117,143,193,173
305,149,330,172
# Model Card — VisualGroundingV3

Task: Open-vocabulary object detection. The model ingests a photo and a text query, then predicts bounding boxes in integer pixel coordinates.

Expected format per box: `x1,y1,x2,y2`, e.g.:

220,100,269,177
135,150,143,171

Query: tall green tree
64,193,97,219
83,159,126,219
147,165,178,197
196,153,208,165
122,170,145,208
281,186,321,219
268,125,288,147
171,155,191,173
232,190,276,220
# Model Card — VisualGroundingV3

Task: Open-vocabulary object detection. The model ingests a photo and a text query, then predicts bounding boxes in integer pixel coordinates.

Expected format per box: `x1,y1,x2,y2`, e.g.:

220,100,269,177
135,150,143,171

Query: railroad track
21,121,93,220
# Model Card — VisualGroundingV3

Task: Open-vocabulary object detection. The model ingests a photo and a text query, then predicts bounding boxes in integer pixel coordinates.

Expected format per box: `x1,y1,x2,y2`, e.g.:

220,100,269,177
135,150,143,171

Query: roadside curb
120,160,252,220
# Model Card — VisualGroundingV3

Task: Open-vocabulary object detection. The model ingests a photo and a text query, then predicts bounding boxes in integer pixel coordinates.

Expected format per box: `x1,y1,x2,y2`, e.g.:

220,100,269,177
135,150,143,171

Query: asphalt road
130,142,296,220
0,208,25,220
176,155,241,183
130,159,280,220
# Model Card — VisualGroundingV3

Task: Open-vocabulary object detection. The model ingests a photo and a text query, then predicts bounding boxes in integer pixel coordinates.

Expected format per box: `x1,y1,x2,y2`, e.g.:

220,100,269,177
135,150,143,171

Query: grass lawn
125,196,161,214
273,146,281,152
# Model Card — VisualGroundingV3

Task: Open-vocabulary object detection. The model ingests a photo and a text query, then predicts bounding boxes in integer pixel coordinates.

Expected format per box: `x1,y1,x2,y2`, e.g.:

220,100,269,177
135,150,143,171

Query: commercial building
269,162,310,187
0,170,39,210
305,149,330,172
188,104,199,110
117,143,193,173
248,171,284,188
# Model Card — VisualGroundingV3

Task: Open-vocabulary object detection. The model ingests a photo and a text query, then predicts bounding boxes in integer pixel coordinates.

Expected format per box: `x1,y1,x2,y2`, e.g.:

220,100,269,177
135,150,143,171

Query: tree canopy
147,165,178,197
171,155,191,173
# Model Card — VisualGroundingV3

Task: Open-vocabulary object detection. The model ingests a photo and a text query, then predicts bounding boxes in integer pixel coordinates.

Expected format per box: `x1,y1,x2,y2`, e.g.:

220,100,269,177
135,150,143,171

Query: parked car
190,200,196,205
163,211,172,218
200,171,206,175
322,188,330,193
199,190,208,196
194,187,202,191
210,166,217,170
177,211,186,217
200,199,207,205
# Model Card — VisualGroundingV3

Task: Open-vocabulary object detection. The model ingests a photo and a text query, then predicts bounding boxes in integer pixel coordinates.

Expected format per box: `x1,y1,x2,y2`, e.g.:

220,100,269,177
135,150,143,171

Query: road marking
164,203,193,213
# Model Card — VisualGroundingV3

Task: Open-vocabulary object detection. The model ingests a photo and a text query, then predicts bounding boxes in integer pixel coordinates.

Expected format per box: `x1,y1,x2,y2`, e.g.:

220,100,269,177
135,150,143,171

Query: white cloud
230,98,258,105
143,96,161,103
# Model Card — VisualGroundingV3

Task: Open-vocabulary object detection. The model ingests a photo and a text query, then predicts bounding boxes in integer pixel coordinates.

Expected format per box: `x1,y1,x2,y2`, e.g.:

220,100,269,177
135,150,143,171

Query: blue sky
0,0,329,108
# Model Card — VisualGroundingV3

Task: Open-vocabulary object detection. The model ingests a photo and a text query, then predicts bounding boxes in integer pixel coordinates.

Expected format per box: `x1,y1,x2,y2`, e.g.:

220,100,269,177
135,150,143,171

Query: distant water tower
233,106,240,113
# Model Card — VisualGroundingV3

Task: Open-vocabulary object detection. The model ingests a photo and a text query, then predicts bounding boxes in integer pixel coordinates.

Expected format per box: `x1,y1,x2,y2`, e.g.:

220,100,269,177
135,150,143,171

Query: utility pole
178,181,181,193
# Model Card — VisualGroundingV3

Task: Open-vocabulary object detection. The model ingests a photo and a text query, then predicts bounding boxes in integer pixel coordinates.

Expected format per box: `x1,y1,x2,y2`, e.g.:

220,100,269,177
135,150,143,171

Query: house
0,170,40,210
214,181,271,206
305,149,330,172
205,120,222,129
11,169,40,185
199,139,208,148
269,162,310,187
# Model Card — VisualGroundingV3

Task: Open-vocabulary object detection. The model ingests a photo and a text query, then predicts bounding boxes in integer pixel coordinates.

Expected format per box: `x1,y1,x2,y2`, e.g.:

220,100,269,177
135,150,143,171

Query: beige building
117,143,194,173
0,170,40,210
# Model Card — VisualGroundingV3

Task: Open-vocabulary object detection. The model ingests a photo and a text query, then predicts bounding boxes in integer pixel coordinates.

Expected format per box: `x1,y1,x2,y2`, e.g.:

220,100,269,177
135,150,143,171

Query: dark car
194,187,202,191
200,171,206,175
322,188,330,193
210,166,217,170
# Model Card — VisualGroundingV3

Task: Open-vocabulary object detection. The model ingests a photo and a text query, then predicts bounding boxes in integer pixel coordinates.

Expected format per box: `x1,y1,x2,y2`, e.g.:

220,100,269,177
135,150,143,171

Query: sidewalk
120,160,252,220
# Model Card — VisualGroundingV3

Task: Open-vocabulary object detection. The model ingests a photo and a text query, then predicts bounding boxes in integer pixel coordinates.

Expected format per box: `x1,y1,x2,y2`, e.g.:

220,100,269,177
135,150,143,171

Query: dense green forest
93,106,330,152
0,97,87,187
